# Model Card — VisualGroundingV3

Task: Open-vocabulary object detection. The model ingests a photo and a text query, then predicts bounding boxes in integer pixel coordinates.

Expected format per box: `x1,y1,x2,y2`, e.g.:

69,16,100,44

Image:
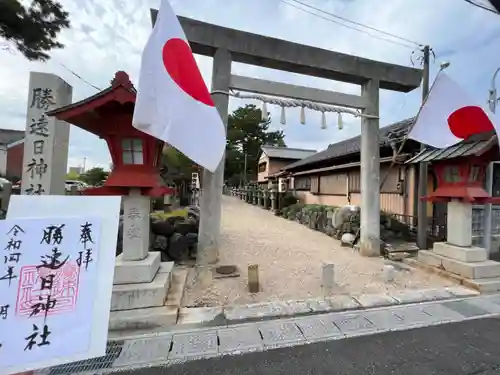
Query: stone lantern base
417,201,500,292
108,190,178,332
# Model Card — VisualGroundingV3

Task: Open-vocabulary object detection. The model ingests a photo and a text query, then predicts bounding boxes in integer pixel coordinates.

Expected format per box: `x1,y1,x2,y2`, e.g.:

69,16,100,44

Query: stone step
166,267,189,307
462,277,500,293
418,250,500,279
108,305,179,335
111,270,171,311
114,252,161,285
432,242,487,263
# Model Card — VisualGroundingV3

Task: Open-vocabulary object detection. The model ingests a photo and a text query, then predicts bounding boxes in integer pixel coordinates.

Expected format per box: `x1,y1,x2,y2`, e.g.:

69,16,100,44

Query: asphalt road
115,317,500,375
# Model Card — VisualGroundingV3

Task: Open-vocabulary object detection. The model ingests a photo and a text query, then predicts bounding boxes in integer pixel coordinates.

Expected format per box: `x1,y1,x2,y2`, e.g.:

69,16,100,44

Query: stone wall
116,206,201,262
280,203,414,253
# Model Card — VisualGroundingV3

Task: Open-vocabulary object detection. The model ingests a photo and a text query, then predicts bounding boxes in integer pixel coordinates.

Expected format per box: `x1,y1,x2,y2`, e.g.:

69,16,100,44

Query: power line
463,0,499,14
57,62,102,91
281,0,423,48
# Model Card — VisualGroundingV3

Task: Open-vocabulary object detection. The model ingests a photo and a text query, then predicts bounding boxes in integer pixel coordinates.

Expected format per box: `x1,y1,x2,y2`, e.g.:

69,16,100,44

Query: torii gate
151,11,423,263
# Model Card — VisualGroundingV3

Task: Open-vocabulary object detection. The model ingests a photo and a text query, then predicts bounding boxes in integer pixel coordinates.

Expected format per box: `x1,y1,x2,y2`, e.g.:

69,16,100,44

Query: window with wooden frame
258,163,267,173
310,176,320,194
294,176,311,190
319,173,347,195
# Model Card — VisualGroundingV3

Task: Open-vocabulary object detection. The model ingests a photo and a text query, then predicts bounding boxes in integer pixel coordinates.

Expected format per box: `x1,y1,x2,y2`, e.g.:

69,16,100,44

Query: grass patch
151,208,188,220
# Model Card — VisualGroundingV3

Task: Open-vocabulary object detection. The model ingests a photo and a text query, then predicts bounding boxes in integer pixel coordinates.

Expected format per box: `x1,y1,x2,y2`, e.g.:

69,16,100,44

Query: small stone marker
248,264,260,293
383,265,395,283
322,263,335,294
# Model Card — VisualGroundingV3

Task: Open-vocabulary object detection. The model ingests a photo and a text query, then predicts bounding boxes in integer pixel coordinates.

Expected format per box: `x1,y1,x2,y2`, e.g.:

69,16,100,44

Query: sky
1,0,500,171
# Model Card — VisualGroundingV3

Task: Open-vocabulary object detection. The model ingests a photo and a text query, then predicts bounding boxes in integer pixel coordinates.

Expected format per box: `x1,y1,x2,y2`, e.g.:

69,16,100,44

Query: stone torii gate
151,11,422,260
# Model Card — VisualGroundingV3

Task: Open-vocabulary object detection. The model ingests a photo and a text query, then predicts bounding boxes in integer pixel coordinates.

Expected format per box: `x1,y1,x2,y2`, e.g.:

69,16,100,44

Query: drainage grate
48,341,124,375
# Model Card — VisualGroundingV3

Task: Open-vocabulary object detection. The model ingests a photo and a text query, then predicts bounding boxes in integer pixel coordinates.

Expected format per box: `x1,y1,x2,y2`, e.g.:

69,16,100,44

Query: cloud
1,0,500,169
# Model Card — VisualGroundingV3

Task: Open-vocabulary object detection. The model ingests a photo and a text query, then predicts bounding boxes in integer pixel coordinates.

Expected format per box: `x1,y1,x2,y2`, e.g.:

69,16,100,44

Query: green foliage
66,171,79,180
151,209,188,220
225,104,285,185
79,167,108,186
161,146,197,183
0,0,70,61
281,193,298,209
281,203,305,219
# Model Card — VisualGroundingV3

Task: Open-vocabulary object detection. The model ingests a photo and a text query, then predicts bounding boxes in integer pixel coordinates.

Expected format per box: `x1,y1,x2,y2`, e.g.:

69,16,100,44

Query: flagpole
416,45,431,250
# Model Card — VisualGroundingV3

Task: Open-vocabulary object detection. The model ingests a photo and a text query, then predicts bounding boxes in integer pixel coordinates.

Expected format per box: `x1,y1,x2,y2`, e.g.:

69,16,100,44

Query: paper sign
4,195,121,375
0,217,101,372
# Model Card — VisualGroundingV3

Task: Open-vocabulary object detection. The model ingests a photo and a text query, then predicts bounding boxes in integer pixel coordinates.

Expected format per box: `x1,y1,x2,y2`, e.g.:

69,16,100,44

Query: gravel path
183,196,455,307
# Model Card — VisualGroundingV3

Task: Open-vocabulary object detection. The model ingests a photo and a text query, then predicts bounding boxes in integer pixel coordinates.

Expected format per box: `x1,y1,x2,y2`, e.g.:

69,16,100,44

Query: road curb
172,286,479,330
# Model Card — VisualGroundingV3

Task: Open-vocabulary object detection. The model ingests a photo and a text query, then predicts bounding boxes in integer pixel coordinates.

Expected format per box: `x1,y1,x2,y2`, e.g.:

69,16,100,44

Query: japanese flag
408,72,498,148
132,0,226,172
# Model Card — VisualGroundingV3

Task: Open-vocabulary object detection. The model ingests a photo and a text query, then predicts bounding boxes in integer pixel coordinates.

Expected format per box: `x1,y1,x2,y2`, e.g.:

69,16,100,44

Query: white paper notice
0,216,102,373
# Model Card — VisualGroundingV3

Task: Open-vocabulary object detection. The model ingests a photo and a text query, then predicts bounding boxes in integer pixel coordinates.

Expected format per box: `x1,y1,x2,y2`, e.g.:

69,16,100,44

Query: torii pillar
150,11,422,259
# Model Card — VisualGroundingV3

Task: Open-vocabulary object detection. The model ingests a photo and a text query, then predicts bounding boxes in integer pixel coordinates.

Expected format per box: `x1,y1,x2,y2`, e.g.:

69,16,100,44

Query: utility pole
416,45,430,249
484,67,500,252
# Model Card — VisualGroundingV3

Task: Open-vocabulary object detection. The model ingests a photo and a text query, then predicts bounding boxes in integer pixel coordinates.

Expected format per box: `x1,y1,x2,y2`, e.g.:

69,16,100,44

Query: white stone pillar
359,78,381,256
122,189,151,261
447,200,473,247
21,72,72,196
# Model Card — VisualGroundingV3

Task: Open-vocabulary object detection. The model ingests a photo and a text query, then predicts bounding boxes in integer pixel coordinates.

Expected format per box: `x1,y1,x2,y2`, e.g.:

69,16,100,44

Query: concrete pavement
40,292,500,375
95,317,500,375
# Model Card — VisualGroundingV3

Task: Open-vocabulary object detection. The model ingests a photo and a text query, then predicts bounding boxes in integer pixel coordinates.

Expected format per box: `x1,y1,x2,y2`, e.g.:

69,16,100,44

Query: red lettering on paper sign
15,262,80,317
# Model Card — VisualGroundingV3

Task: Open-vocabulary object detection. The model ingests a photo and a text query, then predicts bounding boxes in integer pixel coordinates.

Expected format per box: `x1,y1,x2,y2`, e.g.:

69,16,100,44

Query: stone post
447,200,472,247
263,190,268,209
1,182,11,212
114,188,160,284
252,189,257,205
198,49,232,265
359,79,381,257
258,190,263,206
270,189,277,213
21,72,72,196
122,189,150,261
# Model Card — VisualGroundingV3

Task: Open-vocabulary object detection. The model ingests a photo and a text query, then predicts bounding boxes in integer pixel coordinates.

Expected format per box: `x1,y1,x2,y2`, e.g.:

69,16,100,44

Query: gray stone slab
326,295,361,310
354,294,398,308
390,306,441,327
362,310,405,331
481,294,500,306
419,288,455,301
258,321,305,347
224,302,286,321
178,307,224,325
217,325,264,354
390,290,428,304
114,336,171,366
306,298,333,313
169,331,218,359
294,316,344,342
466,297,500,314
439,300,490,319
329,313,376,335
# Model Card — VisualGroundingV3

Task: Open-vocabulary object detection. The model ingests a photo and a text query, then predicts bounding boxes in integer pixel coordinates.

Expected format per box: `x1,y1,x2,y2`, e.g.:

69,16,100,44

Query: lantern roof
46,71,136,137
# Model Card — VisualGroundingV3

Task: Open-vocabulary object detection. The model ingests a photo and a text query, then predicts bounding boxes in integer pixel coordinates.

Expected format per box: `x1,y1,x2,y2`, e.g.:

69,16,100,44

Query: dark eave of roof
283,117,415,171
406,132,497,164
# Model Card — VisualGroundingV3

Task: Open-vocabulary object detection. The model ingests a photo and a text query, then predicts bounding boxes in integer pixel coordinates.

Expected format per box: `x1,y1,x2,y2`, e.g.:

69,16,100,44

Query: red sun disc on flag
162,38,214,107
447,105,494,139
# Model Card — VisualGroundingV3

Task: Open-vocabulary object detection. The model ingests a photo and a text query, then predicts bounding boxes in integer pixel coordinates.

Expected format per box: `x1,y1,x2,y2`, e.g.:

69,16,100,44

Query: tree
78,167,108,186
161,146,198,205
66,171,80,180
225,104,285,186
0,0,70,61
